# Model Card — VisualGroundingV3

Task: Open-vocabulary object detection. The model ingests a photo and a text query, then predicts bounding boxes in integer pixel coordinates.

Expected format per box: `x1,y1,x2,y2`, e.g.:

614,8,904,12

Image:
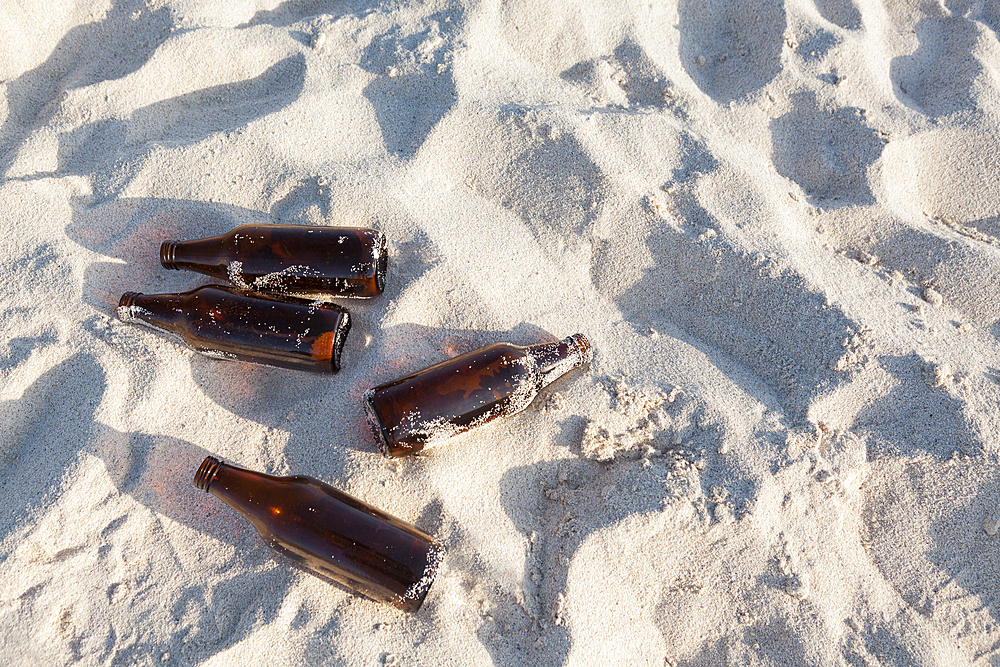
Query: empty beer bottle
194,457,443,612
365,334,592,457
117,284,351,372
160,224,388,299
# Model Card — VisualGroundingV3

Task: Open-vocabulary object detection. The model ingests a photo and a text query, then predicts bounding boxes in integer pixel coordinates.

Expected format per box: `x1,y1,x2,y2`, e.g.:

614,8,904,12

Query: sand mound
3,1,1000,665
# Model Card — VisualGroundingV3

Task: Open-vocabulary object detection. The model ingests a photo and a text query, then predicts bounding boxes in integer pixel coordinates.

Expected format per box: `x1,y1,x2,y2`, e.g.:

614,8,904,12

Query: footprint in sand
890,14,1000,119
359,10,461,159
862,457,1000,661
677,0,785,103
561,38,684,112
432,105,610,248
770,91,886,205
814,0,863,31
880,128,1000,236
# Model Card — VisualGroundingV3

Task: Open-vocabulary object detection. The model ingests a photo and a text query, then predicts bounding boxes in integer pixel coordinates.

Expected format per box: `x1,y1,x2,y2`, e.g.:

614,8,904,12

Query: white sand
3,0,1000,664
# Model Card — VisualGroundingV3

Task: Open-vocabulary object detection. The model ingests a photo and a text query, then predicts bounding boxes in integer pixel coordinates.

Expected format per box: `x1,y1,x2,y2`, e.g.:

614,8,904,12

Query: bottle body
161,224,388,299
365,334,591,457
194,457,442,612
117,284,351,372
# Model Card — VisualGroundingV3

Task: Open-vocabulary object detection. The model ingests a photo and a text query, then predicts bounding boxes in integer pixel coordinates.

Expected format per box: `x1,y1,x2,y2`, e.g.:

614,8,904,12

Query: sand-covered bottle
194,457,443,612
161,224,388,299
117,284,351,372
365,334,591,457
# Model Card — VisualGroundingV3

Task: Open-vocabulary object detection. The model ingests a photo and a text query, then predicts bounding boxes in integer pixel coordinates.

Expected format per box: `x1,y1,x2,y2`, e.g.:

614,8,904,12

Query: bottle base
397,539,445,613
363,390,392,457
329,309,351,373
373,232,388,296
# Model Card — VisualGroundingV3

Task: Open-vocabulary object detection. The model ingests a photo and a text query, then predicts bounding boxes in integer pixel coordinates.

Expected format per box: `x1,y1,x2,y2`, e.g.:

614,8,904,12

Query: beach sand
3,0,1000,664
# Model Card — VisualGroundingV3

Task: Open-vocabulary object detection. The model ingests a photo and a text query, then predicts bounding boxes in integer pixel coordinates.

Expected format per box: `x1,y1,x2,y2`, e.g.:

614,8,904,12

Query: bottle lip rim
568,333,592,364
194,456,222,491
160,240,180,270
118,292,141,309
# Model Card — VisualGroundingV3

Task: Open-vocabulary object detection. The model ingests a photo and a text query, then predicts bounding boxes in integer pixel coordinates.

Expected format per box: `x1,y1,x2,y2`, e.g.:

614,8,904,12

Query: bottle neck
161,235,228,273
117,291,186,336
526,333,592,387
195,457,276,522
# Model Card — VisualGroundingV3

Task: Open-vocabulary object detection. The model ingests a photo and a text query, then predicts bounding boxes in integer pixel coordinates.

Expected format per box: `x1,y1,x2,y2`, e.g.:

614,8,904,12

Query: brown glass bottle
365,334,592,457
117,284,351,372
194,457,443,612
161,224,388,299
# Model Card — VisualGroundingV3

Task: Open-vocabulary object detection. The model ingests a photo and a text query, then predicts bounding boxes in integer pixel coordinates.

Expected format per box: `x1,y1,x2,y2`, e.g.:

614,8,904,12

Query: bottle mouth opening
160,241,179,270
194,456,222,491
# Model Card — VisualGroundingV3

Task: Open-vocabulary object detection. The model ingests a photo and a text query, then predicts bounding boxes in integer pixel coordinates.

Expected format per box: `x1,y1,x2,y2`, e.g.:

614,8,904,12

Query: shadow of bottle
0,0,173,177
0,352,236,546
90,424,251,549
